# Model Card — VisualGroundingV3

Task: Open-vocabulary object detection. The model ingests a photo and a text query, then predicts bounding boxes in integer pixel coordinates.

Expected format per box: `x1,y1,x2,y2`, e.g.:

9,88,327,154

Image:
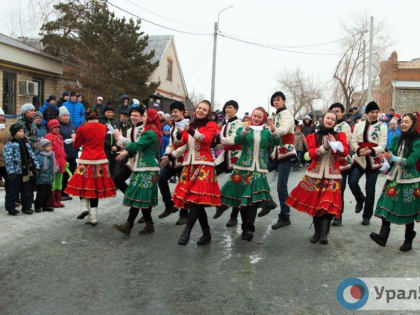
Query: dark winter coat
59,121,78,160
40,100,59,124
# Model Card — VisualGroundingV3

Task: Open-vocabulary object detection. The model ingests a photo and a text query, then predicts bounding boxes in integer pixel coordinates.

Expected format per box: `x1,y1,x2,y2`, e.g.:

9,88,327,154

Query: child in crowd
159,125,171,158
294,124,305,168
33,111,47,140
4,123,40,215
46,119,66,208
35,139,55,212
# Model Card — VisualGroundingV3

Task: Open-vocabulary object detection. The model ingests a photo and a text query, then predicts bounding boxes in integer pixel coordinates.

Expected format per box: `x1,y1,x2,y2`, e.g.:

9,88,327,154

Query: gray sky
1,0,420,116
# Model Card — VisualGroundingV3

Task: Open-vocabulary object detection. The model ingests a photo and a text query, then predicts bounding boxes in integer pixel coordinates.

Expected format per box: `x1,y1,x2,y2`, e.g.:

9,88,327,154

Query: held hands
382,151,393,160
268,121,275,132
115,150,128,161
113,129,122,141
111,146,118,152
159,155,169,168
359,148,372,156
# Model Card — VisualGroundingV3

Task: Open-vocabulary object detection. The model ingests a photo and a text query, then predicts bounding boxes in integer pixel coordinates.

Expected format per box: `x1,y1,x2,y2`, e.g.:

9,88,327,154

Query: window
167,58,173,82
2,71,17,115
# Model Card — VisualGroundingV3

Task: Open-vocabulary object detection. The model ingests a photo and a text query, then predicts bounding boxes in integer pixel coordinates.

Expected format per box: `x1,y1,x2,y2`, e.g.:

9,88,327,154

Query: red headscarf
249,107,268,126
143,108,162,147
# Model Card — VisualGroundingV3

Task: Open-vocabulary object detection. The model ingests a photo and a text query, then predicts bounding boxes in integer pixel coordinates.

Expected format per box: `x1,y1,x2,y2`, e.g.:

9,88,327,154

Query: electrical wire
105,0,213,36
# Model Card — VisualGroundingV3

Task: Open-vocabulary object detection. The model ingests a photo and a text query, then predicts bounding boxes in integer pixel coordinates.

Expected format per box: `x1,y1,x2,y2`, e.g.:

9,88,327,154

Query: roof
391,80,420,89
0,33,61,62
144,35,173,63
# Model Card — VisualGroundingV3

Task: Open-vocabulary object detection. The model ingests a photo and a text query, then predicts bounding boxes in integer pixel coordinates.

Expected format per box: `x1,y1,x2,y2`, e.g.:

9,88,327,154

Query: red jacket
305,132,349,179
45,132,66,173
73,121,107,163
178,121,218,166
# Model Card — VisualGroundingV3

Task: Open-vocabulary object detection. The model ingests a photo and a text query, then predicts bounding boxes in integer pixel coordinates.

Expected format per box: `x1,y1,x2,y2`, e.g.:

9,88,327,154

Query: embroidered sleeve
274,110,293,136
125,131,156,154
234,127,248,145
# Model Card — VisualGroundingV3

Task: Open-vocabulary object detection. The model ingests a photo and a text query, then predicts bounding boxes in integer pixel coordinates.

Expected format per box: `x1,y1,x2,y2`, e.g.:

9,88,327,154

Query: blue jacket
386,127,401,149
36,153,55,184
159,134,170,158
4,141,40,175
40,100,59,124
35,123,48,140
63,100,85,128
59,121,79,160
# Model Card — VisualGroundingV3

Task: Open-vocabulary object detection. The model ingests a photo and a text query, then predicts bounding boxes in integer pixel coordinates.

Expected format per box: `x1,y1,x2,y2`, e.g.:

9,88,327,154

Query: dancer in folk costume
262,92,297,229
213,100,243,226
329,103,353,226
173,100,221,246
158,101,189,225
286,111,349,245
370,113,420,252
348,102,387,226
65,110,116,226
112,109,162,236
221,107,281,241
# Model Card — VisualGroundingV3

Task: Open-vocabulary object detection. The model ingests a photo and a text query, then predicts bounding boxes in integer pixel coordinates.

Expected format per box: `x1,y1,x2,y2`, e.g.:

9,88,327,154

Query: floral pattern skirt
123,171,158,209
286,175,342,217
172,164,221,209
374,180,420,225
221,169,272,208
64,163,116,199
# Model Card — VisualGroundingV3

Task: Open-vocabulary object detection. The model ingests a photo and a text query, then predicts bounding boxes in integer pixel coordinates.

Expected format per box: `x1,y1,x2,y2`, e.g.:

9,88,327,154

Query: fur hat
10,122,24,137
223,100,239,114
365,101,379,113
59,106,70,117
169,101,185,113
270,91,286,106
20,103,35,114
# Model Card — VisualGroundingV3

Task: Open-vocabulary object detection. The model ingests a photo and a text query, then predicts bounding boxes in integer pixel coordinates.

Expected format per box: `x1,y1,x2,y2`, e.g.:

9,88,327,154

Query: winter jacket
40,100,59,124
35,123,47,140
386,127,401,149
57,97,66,108
99,118,119,155
17,114,37,148
45,132,66,173
36,153,55,185
89,103,105,119
301,121,316,136
3,141,40,175
59,121,78,160
386,137,420,184
271,108,297,161
294,132,305,152
117,120,130,137
63,100,85,128
73,121,107,164
0,127,10,167
117,104,132,116
159,134,170,158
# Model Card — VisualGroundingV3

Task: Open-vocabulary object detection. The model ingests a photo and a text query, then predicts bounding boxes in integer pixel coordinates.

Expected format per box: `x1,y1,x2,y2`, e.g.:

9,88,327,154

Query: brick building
0,33,64,116
379,51,420,113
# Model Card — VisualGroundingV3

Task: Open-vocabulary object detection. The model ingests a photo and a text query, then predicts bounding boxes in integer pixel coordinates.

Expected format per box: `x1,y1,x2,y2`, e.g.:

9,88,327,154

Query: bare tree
276,67,324,118
4,0,59,38
188,90,207,108
333,14,392,112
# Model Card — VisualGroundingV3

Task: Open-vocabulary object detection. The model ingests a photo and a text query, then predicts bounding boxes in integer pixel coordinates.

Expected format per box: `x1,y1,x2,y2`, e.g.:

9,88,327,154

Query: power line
123,0,211,30
218,32,340,56
105,0,213,36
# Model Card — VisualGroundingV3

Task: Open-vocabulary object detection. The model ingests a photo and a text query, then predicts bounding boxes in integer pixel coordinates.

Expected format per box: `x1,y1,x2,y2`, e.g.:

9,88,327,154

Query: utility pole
210,21,218,109
367,16,374,102
362,39,366,92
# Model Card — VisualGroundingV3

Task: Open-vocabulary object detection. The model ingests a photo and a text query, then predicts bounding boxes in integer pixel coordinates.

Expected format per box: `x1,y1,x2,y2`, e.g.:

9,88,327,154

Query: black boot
258,199,277,217
197,225,211,246
42,206,54,212
178,227,191,245
310,216,321,243
8,209,20,216
241,229,253,242
138,216,145,224
22,208,33,215
214,205,228,219
158,203,177,219
400,227,416,252
319,216,331,245
35,206,42,213
332,217,342,226
272,215,291,230
370,223,391,247
355,198,365,213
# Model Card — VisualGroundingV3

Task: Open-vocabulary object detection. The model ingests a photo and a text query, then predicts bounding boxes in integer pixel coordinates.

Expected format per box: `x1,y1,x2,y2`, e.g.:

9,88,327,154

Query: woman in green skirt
112,108,161,236
221,107,280,241
370,113,420,251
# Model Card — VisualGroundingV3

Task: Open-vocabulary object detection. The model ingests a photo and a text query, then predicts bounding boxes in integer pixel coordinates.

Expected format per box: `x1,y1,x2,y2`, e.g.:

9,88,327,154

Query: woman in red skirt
65,110,116,226
286,111,349,244
172,100,221,246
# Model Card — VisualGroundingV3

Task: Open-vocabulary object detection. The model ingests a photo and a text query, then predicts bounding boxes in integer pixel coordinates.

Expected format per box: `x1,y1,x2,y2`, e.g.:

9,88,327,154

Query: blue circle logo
337,277,369,310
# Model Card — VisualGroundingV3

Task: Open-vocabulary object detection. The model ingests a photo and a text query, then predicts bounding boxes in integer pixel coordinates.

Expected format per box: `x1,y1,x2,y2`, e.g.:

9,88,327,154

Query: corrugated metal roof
0,33,61,62
144,35,172,63
391,80,420,89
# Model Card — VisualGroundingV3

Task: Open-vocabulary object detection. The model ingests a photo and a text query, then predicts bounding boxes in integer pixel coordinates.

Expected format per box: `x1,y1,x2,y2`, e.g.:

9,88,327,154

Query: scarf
12,137,33,181
249,107,268,127
315,125,337,146
40,151,57,173
188,117,210,130
398,114,420,156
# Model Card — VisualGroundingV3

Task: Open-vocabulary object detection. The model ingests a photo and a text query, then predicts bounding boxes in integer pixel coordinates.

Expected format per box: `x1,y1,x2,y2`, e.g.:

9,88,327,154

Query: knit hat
169,101,185,113
365,101,379,113
270,91,286,106
10,123,23,137
103,104,115,113
132,98,140,106
62,91,69,97
20,103,35,114
223,100,239,114
59,106,70,117
389,117,398,125
97,96,103,102
163,125,171,132
121,94,129,102
158,111,164,117
120,107,129,116
33,111,43,120
47,119,60,130
304,115,311,120
0,108,4,116
69,91,77,97
38,138,51,148
47,95,56,102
